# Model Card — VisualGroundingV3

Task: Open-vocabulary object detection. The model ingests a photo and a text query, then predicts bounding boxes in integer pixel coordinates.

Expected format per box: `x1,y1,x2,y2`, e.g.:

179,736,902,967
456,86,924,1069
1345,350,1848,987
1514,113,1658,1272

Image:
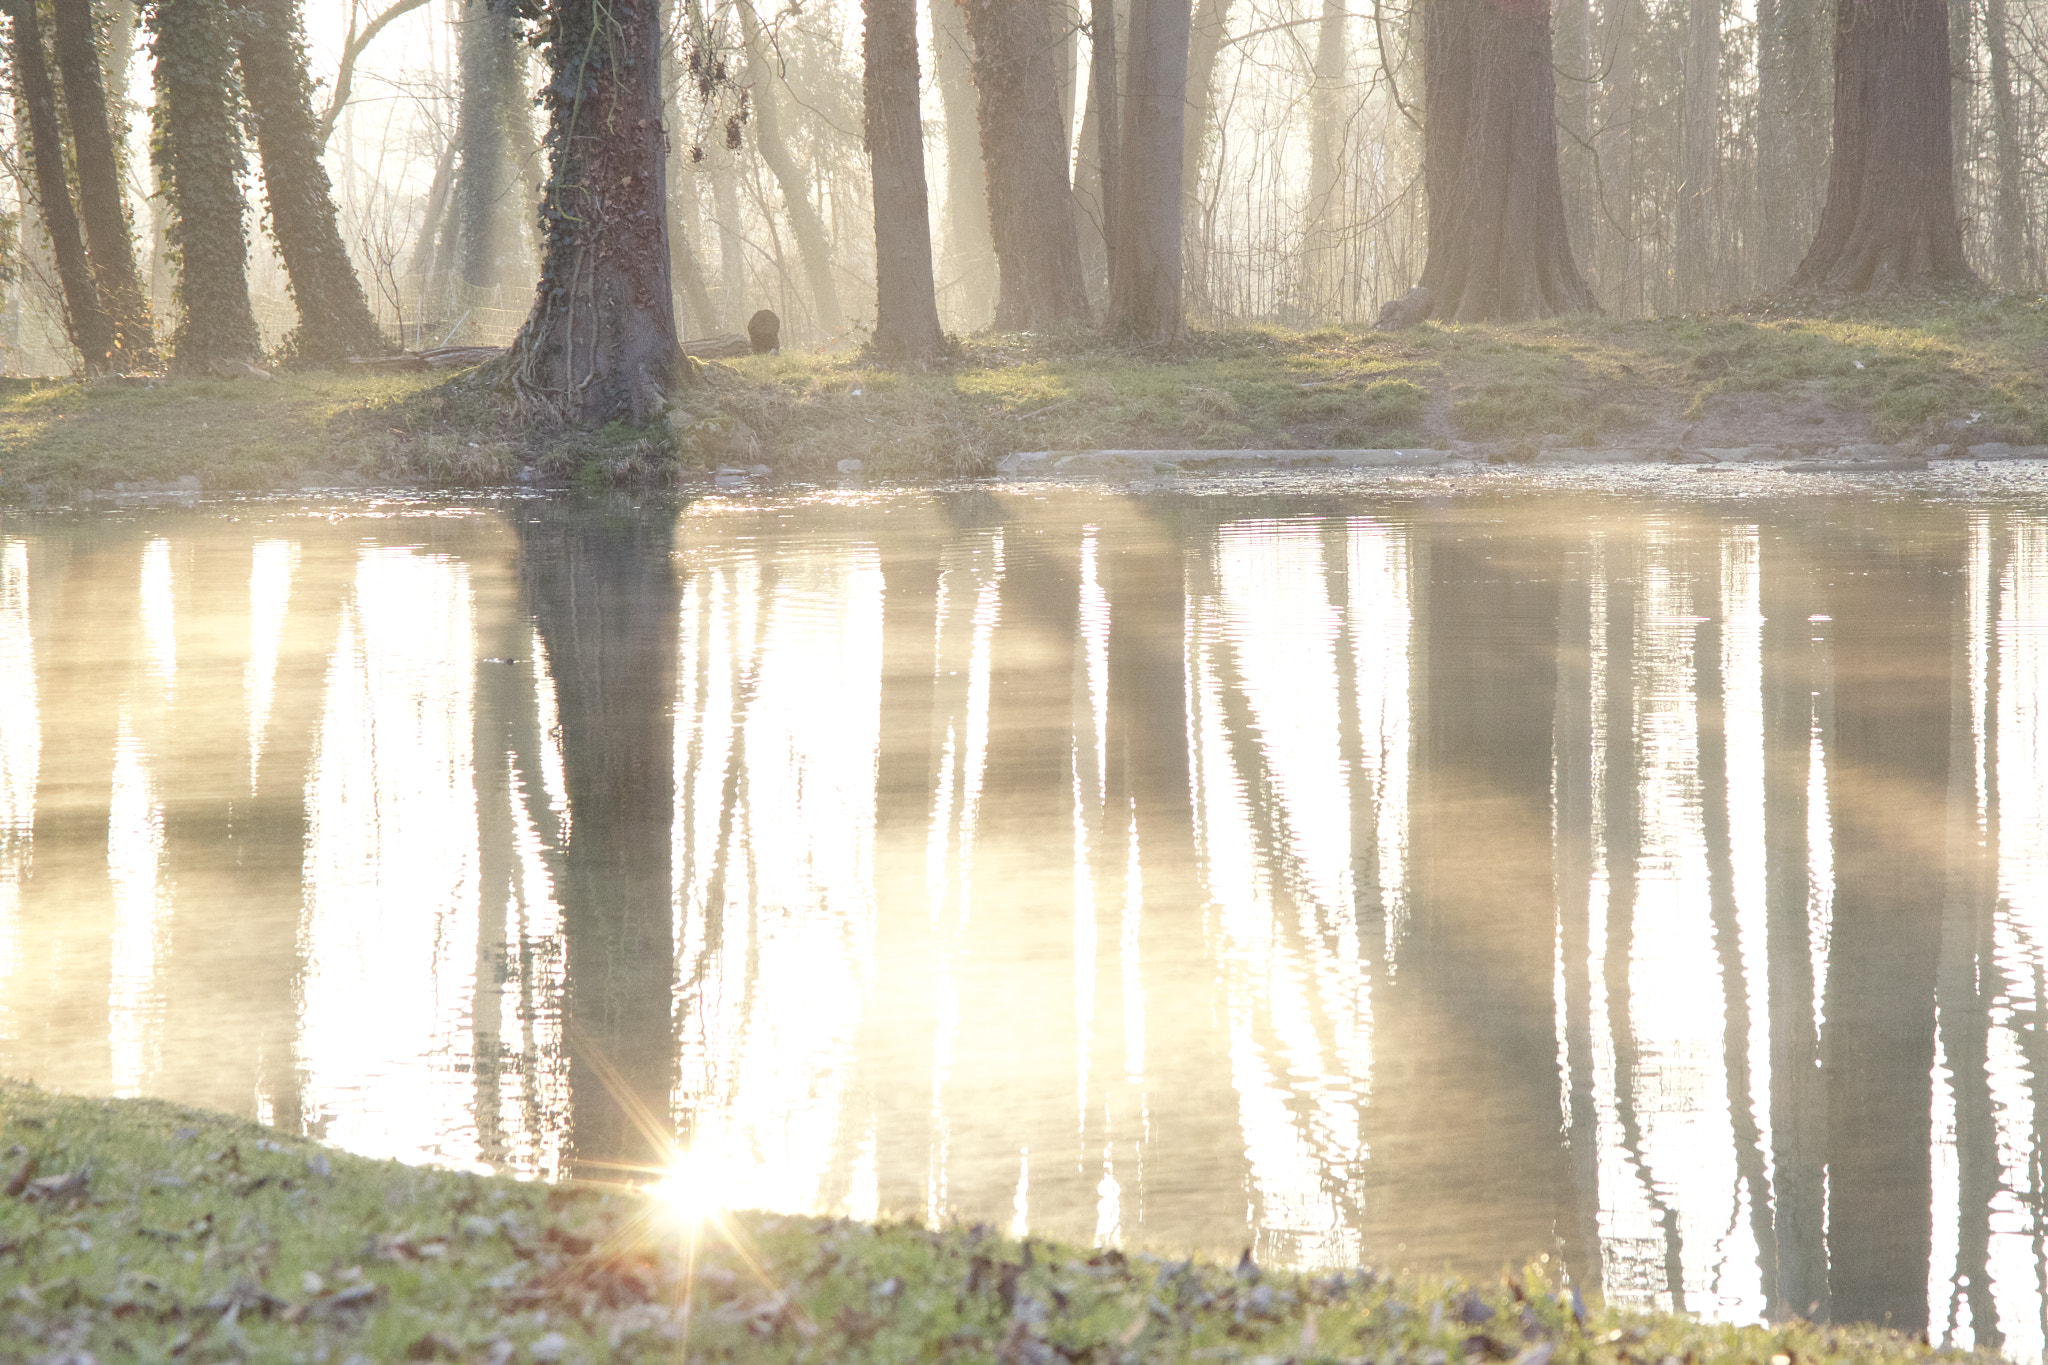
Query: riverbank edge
0,1077,2004,1365
5,301,2048,501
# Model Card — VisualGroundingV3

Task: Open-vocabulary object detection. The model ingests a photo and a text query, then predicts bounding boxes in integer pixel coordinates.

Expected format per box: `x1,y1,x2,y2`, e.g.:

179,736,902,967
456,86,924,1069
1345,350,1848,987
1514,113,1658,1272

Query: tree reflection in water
1,489,2046,1351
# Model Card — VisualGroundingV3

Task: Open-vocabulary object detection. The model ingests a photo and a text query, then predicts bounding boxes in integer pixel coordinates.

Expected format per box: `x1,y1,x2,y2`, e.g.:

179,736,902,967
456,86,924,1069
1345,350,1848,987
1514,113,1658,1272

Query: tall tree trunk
1413,0,1596,320
738,1,844,336
1789,0,1977,292
501,0,684,425
409,137,458,282
711,135,745,330
659,1,718,337
1597,0,1638,314
147,0,262,370
1985,0,2023,285
1554,0,1593,269
51,0,154,367
1950,0,1973,215
1107,0,1188,342
7,0,115,371
931,0,996,328
1179,0,1231,312
231,0,392,362
1303,0,1347,321
456,0,522,293
1756,0,1831,286
1676,0,1718,310
863,0,944,359
964,0,1090,329
1073,0,1119,303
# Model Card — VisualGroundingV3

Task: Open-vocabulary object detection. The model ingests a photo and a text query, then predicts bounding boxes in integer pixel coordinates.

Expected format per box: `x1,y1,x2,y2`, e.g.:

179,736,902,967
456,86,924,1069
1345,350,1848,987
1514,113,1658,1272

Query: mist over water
2,480,2046,1352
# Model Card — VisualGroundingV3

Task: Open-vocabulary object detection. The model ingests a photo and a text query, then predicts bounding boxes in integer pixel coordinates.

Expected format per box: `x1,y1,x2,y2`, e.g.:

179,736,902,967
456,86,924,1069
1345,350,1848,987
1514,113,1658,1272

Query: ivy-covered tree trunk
51,0,155,368
148,0,263,371
1788,0,1976,292
456,0,524,293
502,0,684,425
230,0,391,362
863,0,944,360
6,0,116,371
964,0,1090,329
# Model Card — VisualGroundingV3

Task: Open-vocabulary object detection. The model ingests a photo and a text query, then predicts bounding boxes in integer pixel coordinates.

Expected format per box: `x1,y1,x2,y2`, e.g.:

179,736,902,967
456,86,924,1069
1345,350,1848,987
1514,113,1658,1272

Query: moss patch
0,1078,2012,1365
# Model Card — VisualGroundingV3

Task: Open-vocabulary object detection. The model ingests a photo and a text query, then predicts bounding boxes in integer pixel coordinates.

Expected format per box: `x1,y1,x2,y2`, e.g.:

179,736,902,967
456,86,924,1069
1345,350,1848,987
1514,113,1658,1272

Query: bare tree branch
317,0,434,151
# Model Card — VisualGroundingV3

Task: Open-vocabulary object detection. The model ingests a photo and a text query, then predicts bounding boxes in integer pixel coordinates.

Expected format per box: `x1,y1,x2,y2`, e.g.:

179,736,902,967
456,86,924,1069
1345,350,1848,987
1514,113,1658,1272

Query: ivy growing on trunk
496,0,685,426
146,0,263,371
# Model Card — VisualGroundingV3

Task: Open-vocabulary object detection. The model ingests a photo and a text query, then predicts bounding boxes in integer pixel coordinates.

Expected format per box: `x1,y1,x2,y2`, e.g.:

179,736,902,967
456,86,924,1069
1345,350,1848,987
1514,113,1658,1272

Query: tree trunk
660,1,718,336
1676,0,1718,310
1107,0,1188,343
501,0,684,425
1788,0,1976,292
1985,0,2023,285
1414,0,1596,321
7,0,115,372
739,1,844,336
711,134,745,330
1073,0,1119,303
1179,0,1231,312
1949,0,1972,214
408,137,458,282
456,0,523,293
147,0,262,370
1303,0,1347,321
931,0,996,329
1554,0,1593,267
863,0,944,359
964,0,1090,329
1597,0,1638,314
1756,0,1830,286
51,0,154,367
231,0,392,362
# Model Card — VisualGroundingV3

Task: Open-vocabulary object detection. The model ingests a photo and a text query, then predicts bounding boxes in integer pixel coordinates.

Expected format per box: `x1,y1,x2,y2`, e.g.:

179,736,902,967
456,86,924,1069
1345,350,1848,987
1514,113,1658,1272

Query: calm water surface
3,473,2047,1350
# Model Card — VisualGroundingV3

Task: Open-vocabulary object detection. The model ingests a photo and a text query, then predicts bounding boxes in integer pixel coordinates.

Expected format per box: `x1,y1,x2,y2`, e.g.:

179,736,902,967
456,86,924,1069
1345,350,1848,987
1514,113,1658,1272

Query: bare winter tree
1404,0,1596,321
500,0,686,425
1789,0,1977,292
964,0,1090,328
863,0,944,359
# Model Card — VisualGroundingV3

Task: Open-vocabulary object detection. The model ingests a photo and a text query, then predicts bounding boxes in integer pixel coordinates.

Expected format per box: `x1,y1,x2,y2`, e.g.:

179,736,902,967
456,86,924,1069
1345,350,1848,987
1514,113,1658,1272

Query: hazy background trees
9,0,2048,376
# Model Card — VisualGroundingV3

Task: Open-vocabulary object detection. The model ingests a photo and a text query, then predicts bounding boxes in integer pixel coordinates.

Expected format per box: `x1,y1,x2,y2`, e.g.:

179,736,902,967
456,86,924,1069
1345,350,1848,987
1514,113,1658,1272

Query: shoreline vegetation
5,297,2048,501
0,1078,2004,1365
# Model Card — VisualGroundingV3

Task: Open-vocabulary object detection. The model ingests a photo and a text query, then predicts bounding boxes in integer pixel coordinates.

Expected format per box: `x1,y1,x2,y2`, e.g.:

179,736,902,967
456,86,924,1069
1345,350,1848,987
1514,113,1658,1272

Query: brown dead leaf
3,1153,36,1196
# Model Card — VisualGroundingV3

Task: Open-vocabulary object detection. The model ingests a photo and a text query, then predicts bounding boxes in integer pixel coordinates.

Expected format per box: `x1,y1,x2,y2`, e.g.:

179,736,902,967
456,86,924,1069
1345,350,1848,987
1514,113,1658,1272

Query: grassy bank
0,1079,1995,1365
5,293,2048,497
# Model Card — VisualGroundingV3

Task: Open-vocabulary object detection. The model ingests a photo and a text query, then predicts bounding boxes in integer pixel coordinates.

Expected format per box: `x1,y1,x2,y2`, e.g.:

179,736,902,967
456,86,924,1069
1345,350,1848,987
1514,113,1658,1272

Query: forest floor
0,1077,2004,1365
4,292,2048,499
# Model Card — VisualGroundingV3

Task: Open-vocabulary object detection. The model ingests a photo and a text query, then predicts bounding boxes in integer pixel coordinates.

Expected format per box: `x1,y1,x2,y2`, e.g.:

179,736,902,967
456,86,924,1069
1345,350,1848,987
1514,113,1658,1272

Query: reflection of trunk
741,2,845,336
1760,534,1827,1321
931,0,996,329
1374,528,1567,1268
1936,523,2000,1348
965,0,1090,328
1694,564,1780,1311
51,0,154,367
865,522,943,1217
9,539,138,1090
517,505,680,1179
1820,516,1954,1333
1105,509,1247,1250
1550,552,1604,1296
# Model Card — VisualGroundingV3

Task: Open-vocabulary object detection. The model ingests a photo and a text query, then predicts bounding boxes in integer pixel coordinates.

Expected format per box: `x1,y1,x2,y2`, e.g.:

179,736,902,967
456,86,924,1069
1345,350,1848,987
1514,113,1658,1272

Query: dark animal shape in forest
749,309,781,354
1374,286,1435,331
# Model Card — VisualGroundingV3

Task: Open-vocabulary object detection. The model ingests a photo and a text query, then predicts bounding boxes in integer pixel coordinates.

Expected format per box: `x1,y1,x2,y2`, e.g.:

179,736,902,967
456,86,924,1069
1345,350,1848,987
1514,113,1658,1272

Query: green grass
0,1078,2004,1365
7,292,2048,495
